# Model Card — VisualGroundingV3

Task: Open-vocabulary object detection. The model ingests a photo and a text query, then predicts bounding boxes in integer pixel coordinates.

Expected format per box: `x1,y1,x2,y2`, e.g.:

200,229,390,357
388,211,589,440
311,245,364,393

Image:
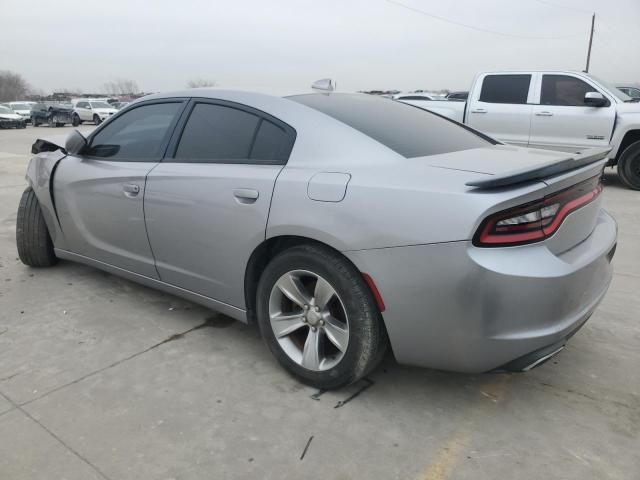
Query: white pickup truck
399,71,640,189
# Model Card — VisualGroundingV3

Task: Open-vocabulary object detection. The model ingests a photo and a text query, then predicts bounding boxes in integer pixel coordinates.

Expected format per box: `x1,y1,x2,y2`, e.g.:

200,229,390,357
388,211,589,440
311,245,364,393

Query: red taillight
473,175,603,247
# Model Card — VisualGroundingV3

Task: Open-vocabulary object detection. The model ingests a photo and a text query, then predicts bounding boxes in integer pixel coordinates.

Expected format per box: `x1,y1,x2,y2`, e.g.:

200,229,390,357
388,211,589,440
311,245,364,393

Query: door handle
123,183,140,197
233,188,259,204
536,111,554,116
470,108,487,114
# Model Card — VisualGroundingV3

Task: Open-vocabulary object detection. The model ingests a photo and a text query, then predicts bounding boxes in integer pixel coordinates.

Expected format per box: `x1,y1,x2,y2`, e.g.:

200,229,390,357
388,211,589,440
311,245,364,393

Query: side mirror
584,92,607,107
65,130,87,155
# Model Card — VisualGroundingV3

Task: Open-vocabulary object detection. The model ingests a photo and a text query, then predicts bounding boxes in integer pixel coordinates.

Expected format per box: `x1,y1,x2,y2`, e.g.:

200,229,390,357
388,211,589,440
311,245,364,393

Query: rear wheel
93,114,101,125
72,114,80,126
256,244,387,389
617,140,640,190
32,116,39,127
16,188,57,267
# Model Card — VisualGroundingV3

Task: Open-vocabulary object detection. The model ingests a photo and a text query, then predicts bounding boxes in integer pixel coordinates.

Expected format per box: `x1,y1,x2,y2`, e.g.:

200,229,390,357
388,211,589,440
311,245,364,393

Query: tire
617,140,640,190
16,187,58,267
256,244,387,389
32,116,39,127
72,114,80,127
93,114,101,125
47,116,53,128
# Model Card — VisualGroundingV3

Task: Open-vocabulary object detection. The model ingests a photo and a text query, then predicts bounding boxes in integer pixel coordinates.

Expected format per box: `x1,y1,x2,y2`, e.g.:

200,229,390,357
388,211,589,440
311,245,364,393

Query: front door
144,100,295,308
54,100,185,278
528,74,616,151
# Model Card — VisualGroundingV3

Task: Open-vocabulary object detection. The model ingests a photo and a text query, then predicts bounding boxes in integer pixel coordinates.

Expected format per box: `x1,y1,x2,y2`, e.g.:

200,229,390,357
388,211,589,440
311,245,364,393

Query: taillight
473,175,603,247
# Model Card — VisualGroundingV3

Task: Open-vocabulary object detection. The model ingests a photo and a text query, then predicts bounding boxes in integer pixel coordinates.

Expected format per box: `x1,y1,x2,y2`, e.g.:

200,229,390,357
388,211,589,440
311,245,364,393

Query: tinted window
87,102,180,160
250,120,291,162
175,104,258,161
289,93,491,158
397,95,431,100
541,75,600,106
479,75,531,104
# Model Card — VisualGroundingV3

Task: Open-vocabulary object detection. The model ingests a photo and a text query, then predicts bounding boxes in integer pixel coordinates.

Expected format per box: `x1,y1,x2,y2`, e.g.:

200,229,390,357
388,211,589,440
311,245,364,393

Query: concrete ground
0,125,638,480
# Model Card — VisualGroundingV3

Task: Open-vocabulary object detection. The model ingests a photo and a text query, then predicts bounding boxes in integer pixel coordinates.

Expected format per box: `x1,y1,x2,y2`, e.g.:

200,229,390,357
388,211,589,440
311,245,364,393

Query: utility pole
585,13,595,73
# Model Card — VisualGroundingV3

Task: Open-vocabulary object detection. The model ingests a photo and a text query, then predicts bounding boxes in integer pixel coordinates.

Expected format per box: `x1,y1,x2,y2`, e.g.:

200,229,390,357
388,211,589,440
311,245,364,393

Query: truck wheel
93,114,101,125
256,243,387,389
16,187,58,267
617,141,640,190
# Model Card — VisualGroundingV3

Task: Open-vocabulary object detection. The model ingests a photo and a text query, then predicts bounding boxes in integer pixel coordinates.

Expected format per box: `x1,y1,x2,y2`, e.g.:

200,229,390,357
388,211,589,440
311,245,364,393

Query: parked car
16,90,616,389
8,101,37,123
391,93,435,108
30,103,73,127
445,91,469,101
71,99,118,126
617,86,640,99
397,71,640,190
112,101,130,110
0,105,26,128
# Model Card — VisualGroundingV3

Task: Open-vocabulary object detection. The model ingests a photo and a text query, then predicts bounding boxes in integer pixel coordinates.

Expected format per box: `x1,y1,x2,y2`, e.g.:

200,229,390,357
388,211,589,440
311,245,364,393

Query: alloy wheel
268,270,349,371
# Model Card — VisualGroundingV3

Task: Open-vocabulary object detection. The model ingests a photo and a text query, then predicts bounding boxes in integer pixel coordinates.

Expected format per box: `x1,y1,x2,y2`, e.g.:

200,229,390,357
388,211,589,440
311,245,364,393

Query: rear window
288,93,491,158
479,74,531,104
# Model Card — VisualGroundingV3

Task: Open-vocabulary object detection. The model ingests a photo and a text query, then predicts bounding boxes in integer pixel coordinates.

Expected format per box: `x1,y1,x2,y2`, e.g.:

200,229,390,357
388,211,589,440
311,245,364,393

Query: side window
479,75,531,104
250,120,291,162
77,102,88,109
87,102,181,161
174,103,294,164
541,75,600,106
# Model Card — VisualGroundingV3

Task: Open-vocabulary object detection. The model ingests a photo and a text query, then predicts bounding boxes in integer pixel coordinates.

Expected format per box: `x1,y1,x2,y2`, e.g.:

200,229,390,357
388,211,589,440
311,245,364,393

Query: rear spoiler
466,147,611,189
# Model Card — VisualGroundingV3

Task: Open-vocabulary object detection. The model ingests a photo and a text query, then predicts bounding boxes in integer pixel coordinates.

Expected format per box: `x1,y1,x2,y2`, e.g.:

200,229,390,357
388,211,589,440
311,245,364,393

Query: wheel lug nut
303,305,309,310
311,327,317,332
314,306,320,312
319,320,325,326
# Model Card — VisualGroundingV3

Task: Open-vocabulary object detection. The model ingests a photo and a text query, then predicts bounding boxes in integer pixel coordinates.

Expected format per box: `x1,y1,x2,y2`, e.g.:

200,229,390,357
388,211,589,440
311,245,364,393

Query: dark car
31,103,74,127
445,91,469,101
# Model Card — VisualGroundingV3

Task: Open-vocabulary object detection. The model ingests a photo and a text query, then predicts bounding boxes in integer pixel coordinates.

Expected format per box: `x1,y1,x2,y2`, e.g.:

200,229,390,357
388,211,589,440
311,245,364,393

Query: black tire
256,244,387,389
32,116,39,127
56,123,64,127
16,188,57,267
72,114,80,127
93,114,101,125
617,140,640,190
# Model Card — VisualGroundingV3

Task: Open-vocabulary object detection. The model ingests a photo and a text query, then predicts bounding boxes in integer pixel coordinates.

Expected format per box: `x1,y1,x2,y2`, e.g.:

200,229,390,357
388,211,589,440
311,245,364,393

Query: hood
615,102,640,114
12,109,31,115
0,112,22,120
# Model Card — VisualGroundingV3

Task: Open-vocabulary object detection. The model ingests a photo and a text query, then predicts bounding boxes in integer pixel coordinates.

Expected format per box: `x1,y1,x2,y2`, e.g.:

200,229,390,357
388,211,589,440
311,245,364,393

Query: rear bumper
345,208,617,373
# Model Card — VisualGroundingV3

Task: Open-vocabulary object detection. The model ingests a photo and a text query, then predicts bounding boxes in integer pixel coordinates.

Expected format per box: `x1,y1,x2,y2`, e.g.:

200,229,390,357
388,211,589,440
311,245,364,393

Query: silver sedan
16,90,617,389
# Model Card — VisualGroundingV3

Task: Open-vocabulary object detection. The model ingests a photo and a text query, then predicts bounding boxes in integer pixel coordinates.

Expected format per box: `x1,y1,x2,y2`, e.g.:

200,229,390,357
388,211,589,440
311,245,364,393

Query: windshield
0,106,13,114
10,103,31,110
587,74,633,102
90,101,112,109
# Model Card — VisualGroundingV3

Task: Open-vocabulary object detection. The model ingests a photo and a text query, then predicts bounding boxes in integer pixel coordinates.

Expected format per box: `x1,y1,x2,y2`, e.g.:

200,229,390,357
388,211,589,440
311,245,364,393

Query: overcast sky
2,0,638,94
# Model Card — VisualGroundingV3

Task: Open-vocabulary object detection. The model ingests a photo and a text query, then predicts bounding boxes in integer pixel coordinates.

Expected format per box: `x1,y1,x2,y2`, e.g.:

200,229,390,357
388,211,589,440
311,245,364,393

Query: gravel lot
0,125,638,480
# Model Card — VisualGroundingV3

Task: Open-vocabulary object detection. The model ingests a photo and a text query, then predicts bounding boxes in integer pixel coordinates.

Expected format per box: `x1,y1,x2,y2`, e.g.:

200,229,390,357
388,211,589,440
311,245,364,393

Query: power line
383,0,584,40
528,0,593,15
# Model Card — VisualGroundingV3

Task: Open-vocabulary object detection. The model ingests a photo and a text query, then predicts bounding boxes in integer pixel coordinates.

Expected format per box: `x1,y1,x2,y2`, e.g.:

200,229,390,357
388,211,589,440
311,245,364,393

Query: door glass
174,103,260,162
249,120,291,162
87,102,181,160
479,75,531,104
541,75,599,106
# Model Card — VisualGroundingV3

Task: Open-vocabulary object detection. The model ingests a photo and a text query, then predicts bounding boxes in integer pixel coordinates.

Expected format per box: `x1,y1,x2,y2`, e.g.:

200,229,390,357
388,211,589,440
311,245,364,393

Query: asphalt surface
0,125,638,480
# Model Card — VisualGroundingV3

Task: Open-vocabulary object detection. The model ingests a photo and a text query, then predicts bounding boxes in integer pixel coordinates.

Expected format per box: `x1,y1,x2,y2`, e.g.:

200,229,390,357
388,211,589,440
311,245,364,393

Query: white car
8,101,36,123
398,70,640,190
71,100,118,126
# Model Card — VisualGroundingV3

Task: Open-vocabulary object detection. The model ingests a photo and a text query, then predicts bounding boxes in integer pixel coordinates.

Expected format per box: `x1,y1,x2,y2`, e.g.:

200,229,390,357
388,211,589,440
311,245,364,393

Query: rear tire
72,114,80,126
617,140,640,190
256,244,387,389
16,188,58,267
93,114,101,125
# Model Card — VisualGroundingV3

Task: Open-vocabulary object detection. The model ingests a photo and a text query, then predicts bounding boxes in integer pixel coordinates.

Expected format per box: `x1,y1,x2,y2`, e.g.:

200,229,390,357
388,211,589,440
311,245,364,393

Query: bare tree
0,70,30,101
186,78,217,88
102,79,140,95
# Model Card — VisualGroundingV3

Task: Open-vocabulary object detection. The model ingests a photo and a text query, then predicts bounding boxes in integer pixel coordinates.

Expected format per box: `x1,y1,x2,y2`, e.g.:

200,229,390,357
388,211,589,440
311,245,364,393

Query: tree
103,79,139,95
186,78,217,88
0,71,30,101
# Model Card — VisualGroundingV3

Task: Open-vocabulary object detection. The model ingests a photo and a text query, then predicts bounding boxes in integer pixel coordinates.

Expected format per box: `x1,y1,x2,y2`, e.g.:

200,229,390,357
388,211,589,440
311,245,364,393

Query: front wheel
93,114,101,125
256,244,387,389
617,140,640,190
16,188,58,267
72,114,81,126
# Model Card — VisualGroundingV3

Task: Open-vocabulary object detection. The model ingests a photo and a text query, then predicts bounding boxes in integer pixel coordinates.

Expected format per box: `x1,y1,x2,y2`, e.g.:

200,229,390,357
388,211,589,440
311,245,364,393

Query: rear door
54,100,185,278
466,73,535,146
528,74,616,151
75,101,91,121
144,99,295,308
